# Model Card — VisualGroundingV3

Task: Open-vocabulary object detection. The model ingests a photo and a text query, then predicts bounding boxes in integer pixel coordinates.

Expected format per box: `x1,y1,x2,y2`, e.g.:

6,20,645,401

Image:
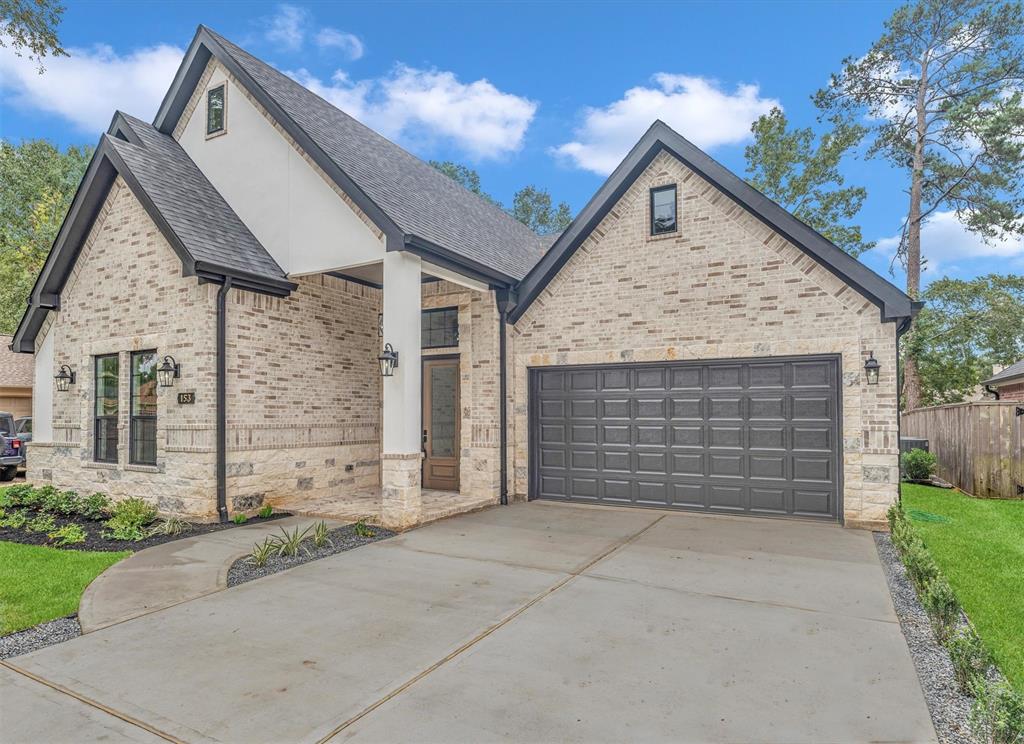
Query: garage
529,356,841,521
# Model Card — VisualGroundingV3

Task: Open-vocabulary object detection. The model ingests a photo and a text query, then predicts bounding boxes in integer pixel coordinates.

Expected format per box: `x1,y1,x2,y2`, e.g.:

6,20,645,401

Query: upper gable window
650,185,677,235
206,84,226,136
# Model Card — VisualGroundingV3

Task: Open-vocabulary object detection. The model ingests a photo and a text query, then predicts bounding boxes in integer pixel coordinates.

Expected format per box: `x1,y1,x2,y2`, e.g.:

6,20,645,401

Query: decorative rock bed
227,523,393,587
0,616,81,660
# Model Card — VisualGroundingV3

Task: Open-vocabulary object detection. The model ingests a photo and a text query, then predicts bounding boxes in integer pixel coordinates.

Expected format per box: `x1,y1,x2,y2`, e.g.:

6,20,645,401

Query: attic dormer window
206,84,226,136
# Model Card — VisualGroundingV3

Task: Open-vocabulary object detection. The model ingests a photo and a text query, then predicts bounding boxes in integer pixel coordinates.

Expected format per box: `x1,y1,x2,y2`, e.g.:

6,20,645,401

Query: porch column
381,250,422,529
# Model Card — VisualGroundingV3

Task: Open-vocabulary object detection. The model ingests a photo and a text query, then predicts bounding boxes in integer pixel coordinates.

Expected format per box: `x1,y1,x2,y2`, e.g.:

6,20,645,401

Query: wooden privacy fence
902,402,1023,499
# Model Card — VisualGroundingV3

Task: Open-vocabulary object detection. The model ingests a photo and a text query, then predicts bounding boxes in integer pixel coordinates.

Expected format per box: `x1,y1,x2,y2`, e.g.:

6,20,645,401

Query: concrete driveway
2,502,936,743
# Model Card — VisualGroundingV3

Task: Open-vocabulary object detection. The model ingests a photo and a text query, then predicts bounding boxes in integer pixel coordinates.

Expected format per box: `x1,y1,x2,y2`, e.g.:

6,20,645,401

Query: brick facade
992,381,1024,402
509,152,900,529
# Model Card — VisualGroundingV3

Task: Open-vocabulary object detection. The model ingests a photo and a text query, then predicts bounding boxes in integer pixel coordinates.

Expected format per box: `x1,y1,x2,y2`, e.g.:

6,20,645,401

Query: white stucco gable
176,61,385,276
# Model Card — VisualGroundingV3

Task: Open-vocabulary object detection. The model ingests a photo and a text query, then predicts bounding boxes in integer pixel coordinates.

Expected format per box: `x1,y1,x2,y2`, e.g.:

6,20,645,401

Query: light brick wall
510,151,901,528
994,381,1024,402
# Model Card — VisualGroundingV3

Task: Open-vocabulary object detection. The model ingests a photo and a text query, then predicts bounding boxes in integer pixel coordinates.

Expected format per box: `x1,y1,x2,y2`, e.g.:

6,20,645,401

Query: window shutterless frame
206,83,226,136
421,307,459,349
94,354,119,463
649,184,678,235
129,350,158,466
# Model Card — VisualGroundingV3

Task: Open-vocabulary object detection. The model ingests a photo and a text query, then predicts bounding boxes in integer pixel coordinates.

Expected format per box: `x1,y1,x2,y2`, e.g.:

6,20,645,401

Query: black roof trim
510,120,917,325
402,233,516,288
154,25,405,251
981,358,1024,386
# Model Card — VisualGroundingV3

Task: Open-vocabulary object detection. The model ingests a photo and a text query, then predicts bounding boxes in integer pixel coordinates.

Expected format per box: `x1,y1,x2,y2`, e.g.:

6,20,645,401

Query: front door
423,357,460,490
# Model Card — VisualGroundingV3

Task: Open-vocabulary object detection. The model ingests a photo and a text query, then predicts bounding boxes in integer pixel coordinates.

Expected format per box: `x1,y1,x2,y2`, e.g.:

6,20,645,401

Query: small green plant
270,525,310,557
42,489,81,516
14,485,46,510
886,500,904,534
148,517,192,537
79,492,112,521
901,448,937,481
49,523,87,546
0,508,28,529
0,483,34,508
232,513,248,525
352,521,375,538
311,520,332,549
248,537,276,567
27,513,56,534
902,537,940,592
948,626,994,695
258,504,273,519
102,497,158,542
970,677,1024,744
921,576,960,643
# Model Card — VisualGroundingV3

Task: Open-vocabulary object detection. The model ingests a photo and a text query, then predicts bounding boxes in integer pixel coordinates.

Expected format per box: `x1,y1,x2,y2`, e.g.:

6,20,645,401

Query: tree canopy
0,0,67,72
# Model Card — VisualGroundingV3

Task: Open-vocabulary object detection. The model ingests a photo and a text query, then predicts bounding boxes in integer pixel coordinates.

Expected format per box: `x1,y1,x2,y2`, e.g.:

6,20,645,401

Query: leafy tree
744,107,871,257
905,274,1024,405
0,139,92,334
428,160,500,206
0,0,67,72
815,0,1024,410
509,185,572,236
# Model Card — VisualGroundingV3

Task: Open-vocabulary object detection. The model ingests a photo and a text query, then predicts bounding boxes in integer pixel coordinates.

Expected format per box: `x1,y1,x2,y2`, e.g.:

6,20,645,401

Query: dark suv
1,411,25,481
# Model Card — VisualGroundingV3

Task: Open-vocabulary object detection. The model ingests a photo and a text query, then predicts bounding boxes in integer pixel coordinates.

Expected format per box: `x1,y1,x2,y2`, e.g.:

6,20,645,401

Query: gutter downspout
984,384,1001,401
216,277,233,523
496,288,516,506
895,316,913,506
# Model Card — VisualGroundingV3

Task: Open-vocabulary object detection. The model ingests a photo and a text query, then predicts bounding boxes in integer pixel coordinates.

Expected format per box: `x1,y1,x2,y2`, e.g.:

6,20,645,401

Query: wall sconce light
864,352,880,385
378,343,399,377
54,364,76,392
157,355,181,387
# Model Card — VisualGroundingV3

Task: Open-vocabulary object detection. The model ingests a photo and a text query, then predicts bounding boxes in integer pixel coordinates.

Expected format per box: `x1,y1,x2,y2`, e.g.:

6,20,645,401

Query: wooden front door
423,357,460,490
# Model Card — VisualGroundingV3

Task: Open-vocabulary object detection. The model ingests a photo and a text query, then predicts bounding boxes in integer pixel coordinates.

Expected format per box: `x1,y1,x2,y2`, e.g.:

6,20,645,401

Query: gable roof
982,359,1024,386
154,26,546,283
510,120,920,325
0,336,33,388
11,113,292,353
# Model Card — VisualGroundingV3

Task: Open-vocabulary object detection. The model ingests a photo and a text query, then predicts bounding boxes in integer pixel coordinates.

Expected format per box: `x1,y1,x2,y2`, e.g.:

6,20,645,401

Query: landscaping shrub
901,448,937,481
921,576,960,643
248,537,275,567
79,492,112,521
258,504,273,519
311,520,332,549
11,485,46,510
27,513,56,534
353,521,375,538
270,525,310,557
232,513,247,525
886,500,904,534
148,518,191,537
902,536,940,592
970,677,1024,744
0,509,28,529
102,497,158,542
0,483,34,508
49,524,87,547
949,626,994,694
42,489,82,517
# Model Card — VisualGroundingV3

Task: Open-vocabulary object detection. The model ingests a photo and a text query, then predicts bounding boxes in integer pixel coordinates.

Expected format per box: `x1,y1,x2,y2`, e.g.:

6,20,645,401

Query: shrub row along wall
901,402,1023,499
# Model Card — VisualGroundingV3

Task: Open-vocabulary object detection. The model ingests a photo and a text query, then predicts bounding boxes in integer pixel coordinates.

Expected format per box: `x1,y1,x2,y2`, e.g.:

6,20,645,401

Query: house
0,335,33,418
11,26,918,531
982,360,1024,401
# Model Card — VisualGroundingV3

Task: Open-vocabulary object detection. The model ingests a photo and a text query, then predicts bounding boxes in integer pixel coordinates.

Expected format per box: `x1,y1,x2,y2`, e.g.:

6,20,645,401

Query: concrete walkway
5,503,936,743
78,516,344,633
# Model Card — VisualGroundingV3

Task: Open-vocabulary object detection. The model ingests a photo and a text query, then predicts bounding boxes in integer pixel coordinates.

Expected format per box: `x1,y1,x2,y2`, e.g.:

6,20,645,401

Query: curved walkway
79,516,343,633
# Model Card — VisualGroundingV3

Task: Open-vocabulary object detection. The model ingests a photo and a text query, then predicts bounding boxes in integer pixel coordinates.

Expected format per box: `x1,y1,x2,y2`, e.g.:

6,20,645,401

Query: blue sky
1,0,1019,288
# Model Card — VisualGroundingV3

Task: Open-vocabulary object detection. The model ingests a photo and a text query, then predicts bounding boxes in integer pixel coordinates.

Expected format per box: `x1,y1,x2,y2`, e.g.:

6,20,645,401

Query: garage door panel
531,356,839,521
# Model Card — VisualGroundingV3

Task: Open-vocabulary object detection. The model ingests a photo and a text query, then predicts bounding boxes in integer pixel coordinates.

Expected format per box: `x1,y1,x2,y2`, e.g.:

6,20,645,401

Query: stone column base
381,452,423,530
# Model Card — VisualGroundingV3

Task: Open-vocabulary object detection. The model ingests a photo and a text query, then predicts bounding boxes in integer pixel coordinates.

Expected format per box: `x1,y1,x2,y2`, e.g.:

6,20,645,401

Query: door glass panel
430,365,457,457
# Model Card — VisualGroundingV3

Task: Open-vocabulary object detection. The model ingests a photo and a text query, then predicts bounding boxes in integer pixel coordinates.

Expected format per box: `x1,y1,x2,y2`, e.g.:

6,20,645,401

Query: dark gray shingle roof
111,114,286,282
204,28,547,280
982,359,1024,386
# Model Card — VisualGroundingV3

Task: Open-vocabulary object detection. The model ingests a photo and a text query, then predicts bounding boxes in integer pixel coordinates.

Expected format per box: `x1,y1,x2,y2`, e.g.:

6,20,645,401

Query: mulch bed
0,511,292,552
227,523,393,587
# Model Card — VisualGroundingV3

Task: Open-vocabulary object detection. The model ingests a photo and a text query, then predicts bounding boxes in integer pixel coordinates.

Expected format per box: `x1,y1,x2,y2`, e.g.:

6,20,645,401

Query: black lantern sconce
378,343,399,377
157,355,181,387
864,352,880,385
54,365,76,392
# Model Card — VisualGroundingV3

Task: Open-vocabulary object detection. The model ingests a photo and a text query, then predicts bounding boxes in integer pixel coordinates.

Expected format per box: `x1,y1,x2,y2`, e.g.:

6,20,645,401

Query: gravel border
875,531,979,744
227,523,393,587
0,616,80,660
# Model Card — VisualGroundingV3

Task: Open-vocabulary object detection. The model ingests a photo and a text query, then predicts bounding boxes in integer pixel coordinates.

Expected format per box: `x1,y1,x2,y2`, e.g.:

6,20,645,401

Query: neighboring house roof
11,112,292,353
511,120,920,326
155,26,547,283
982,359,1024,386
0,336,33,387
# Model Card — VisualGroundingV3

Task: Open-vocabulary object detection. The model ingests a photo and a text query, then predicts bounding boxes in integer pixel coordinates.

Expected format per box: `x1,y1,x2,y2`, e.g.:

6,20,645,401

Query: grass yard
902,484,1024,692
0,541,129,636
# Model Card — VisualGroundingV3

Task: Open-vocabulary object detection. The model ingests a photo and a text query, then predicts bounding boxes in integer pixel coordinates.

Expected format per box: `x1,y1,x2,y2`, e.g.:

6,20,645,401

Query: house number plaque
177,392,196,405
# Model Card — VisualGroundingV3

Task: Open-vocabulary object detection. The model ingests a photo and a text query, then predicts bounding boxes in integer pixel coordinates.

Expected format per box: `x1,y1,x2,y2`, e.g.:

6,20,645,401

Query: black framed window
422,307,459,349
206,84,226,135
650,184,677,235
130,350,158,466
94,355,119,463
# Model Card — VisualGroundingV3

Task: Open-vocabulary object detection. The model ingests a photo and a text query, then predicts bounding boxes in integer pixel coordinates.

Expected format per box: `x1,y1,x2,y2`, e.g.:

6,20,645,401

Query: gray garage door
530,356,840,521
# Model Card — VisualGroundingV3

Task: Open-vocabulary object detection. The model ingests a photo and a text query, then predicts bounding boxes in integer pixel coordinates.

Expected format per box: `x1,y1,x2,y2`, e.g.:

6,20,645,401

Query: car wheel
0,466,16,482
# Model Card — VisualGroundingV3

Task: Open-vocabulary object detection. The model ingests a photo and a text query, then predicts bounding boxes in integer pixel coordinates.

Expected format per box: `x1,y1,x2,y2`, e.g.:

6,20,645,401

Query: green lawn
0,542,129,636
902,484,1024,692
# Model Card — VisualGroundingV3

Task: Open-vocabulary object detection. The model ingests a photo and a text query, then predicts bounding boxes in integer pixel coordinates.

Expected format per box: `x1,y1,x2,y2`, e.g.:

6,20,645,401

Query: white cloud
553,74,780,174
289,65,537,159
871,210,1024,278
264,4,309,51
0,41,183,133
315,28,364,60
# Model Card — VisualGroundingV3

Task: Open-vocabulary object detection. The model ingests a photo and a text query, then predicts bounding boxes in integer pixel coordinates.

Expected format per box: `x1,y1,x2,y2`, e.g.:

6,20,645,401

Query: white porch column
381,250,422,529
